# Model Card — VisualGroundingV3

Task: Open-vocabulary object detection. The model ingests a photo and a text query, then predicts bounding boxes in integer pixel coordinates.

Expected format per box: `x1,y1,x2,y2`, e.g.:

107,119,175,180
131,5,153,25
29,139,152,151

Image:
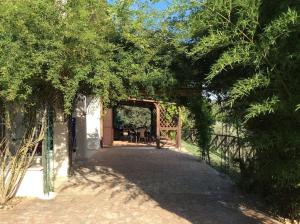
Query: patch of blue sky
152,0,171,10
107,0,172,11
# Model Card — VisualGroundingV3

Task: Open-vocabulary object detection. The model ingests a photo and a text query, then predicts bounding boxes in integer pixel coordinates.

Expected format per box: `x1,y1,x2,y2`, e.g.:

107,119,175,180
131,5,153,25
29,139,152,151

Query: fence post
155,103,160,149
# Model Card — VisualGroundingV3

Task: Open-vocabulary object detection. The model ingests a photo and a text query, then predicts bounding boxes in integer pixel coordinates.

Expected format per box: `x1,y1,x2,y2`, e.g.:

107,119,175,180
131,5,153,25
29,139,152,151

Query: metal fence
209,134,254,177
182,128,198,144
182,128,254,178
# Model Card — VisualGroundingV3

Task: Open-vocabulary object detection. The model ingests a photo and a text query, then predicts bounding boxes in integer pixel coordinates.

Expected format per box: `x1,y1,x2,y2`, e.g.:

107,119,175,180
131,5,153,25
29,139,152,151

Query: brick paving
0,147,281,224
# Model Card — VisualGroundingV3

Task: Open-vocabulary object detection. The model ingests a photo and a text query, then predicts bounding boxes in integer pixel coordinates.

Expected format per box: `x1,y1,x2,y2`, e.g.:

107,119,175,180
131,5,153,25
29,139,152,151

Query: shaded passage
0,147,280,224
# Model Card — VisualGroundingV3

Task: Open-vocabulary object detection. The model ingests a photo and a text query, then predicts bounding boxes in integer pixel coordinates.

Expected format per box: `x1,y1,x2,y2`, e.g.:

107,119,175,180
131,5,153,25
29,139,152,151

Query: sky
152,1,171,10
108,0,172,11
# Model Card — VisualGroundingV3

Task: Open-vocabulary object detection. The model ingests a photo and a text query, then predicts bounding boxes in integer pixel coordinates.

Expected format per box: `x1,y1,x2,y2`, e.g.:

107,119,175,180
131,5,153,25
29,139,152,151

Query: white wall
53,108,69,187
75,95,102,160
86,97,101,151
75,95,87,159
15,97,102,197
15,106,70,197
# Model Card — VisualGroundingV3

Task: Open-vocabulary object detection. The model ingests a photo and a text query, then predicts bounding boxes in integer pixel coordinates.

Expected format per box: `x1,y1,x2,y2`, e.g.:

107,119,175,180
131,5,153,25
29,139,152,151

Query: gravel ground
0,147,281,224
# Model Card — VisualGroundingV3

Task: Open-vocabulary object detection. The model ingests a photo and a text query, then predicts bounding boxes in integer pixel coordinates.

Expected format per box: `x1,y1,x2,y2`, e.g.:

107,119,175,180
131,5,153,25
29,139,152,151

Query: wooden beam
155,103,160,149
177,107,182,149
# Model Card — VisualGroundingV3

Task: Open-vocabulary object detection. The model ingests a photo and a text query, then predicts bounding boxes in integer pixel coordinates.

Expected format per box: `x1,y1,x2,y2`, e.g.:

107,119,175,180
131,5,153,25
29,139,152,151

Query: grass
181,140,201,157
182,140,240,181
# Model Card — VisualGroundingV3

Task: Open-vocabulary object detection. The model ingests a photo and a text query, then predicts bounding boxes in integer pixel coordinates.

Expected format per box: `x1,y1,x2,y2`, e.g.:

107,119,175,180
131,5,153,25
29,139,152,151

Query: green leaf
245,96,280,121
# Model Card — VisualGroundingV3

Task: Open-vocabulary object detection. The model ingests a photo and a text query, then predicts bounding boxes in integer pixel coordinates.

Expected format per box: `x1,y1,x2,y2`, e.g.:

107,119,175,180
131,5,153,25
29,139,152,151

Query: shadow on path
59,147,279,224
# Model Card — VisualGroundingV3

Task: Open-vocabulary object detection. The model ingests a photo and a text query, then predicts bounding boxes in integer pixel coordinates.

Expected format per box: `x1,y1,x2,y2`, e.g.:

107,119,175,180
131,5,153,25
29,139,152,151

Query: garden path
0,147,281,224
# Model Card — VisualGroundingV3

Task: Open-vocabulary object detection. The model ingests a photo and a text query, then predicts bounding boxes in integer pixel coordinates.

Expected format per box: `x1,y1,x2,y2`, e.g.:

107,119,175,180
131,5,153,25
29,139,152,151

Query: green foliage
187,98,214,159
180,107,196,130
0,0,114,113
244,96,279,121
1,0,300,220
0,0,173,115
171,0,300,220
228,73,270,106
115,106,151,128
160,103,179,123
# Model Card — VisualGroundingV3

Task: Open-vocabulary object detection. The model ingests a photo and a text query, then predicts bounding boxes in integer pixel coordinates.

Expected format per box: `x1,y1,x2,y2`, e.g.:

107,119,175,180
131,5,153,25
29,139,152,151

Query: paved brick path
0,147,280,224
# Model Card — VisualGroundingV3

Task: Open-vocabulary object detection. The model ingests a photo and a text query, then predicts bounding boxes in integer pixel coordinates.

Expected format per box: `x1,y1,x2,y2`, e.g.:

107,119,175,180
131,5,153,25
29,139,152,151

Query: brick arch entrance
102,99,181,149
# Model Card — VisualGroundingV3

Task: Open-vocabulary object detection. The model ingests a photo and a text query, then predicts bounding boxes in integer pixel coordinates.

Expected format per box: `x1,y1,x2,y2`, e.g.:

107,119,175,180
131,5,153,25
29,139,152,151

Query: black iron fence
182,129,254,178
208,134,254,178
182,128,198,144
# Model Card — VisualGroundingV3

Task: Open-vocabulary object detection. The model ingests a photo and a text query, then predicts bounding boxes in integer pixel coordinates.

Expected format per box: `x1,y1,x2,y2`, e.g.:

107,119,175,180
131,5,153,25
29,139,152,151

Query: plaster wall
75,95,87,159
75,96,102,160
14,107,70,197
86,97,101,151
15,97,102,197
53,109,69,187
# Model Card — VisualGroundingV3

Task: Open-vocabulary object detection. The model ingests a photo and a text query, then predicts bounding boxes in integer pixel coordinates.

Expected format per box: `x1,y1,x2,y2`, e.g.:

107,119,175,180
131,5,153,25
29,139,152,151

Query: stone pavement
0,147,281,224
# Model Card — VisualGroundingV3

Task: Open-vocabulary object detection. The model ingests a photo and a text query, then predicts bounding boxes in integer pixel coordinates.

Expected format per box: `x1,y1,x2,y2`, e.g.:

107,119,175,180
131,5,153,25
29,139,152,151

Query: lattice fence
157,104,181,148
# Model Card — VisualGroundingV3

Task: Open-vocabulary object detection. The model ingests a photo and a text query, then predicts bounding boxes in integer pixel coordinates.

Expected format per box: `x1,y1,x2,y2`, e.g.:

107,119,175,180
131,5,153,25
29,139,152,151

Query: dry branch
0,113,46,205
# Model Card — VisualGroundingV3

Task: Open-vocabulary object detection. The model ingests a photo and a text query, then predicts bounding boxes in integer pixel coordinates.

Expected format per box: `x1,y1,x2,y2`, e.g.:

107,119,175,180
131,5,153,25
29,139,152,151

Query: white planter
15,165,44,198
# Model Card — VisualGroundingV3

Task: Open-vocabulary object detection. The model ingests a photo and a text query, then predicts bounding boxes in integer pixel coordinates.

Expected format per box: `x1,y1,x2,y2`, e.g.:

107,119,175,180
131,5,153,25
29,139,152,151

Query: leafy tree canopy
168,0,300,220
1,0,300,220
0,0,174,114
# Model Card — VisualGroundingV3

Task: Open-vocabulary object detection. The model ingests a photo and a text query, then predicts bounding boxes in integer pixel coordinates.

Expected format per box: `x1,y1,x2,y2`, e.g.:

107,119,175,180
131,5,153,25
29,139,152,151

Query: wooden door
102,109,113,147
